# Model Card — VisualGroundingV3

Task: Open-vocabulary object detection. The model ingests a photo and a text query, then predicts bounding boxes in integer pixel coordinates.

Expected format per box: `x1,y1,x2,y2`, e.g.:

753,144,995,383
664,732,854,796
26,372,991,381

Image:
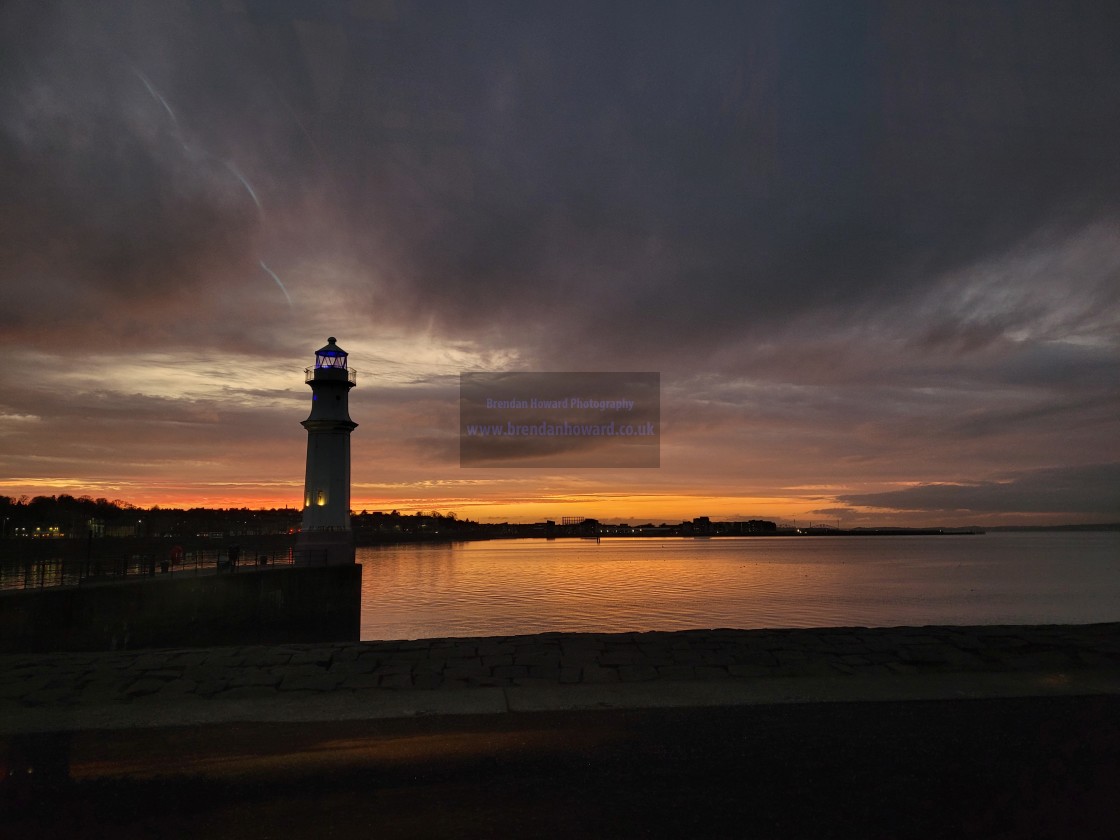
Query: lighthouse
298,337,357,565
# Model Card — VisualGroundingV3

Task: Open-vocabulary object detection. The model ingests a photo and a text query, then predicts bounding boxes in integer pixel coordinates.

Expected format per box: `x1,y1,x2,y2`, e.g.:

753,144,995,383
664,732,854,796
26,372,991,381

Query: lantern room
306,337,357,385
315,337,348,368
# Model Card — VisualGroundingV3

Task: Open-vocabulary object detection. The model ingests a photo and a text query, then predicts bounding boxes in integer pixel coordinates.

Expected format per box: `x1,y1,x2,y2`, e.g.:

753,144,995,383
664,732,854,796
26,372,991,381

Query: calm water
357,533,1120,641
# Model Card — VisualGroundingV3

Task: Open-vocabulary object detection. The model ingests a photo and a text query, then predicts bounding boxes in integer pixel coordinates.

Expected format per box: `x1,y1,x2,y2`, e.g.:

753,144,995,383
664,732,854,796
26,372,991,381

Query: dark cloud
0,1,322,350
2,1,1118,518
4,1,1119,362
839,464,1120,517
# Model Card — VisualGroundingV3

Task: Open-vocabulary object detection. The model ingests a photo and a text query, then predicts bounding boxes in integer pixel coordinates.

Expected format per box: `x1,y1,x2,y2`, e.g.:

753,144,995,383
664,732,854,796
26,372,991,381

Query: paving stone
132,654,172,670
244,650,293,667
227,669,281,688
168,651,209,665
194,679,230,696
850,663,896,676
142,669,182,680
158,678,198,694
0,676,52,698
986,636,1032,649
857,635,905,652
352,654,382,671
431,644,477,659
618,665,658,682
657,665,696,681
773,650,811,666
412,673,443,690
895,635,943,646
21,687,76,705
339,672,381,690
124,678,167,697
512,649,560,663
866,651,902,665
698,651,735,666
285,663,332,678
493,664,529,678
581,665,619,684
390,640,430,651
288,650,334,666
692,666,732,680
599,651,639,666
946,634,984,651
514,653,562,669
728,663,773,677
559,667,582,684
476,642,516,656
481,654,514,668
442,678,482,690
181,666,223,682
444,665,490,681
671,650,705,665
279,673,342,691
372,665,412,678
776,659,838,677
378,673,413,689
75,680,127,702
204,656,246,669
899,645,957,665
529,665,561,680
378,649,429,664
214,686,279,701
563,642,605,657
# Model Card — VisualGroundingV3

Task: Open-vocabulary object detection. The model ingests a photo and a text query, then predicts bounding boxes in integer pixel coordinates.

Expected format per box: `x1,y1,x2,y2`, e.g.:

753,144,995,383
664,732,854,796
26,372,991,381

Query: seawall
0,564,361,653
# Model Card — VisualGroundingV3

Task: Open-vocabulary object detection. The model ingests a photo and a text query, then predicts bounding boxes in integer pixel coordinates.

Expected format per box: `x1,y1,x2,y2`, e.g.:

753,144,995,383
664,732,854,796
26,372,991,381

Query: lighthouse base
296,529,356,566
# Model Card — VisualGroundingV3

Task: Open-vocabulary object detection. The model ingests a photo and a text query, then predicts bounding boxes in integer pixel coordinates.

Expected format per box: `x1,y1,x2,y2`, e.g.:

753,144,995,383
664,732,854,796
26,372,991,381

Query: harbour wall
0,563,362,653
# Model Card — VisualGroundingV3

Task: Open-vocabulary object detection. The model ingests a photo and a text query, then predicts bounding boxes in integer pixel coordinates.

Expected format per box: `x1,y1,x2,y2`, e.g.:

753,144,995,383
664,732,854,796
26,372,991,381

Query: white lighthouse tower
297,337,357,565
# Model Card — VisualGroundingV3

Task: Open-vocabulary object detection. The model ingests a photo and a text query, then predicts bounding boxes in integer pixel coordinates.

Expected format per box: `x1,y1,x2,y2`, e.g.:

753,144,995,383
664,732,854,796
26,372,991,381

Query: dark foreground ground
4,694,1118,839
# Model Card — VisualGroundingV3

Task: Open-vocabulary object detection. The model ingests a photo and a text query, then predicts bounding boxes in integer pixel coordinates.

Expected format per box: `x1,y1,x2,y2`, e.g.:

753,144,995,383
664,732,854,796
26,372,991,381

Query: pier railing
0,546,330,592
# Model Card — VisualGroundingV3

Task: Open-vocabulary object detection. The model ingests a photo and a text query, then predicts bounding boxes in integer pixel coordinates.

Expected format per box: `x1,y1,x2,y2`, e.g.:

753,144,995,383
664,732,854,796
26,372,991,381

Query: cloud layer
1,1,1118,523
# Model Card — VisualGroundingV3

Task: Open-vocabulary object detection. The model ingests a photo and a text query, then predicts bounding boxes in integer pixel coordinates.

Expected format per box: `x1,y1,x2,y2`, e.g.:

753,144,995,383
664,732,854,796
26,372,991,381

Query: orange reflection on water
359,533,1120,641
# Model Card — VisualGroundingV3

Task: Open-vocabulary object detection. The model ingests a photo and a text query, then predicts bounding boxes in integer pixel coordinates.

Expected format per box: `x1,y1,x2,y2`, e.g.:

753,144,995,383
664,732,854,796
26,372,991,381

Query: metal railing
305,366,357,385
0,546,330,592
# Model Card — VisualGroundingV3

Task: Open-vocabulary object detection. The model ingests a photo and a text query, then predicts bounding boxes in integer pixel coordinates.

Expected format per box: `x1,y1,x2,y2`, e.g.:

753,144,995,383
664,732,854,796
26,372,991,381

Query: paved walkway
3,623,1118,733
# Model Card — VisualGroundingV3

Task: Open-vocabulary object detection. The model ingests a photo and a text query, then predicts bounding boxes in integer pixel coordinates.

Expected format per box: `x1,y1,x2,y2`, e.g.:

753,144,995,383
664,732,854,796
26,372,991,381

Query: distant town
2,494,1115,548
0,494,782,542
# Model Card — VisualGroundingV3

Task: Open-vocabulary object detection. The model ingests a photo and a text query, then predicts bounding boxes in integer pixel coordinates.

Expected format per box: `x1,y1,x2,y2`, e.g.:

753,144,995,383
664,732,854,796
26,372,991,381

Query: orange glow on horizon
4,482,1099,528
3,480,814,523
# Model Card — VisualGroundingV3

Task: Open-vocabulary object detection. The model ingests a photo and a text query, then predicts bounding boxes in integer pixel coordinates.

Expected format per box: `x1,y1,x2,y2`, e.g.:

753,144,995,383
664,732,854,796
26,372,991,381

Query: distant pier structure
298,337,358,565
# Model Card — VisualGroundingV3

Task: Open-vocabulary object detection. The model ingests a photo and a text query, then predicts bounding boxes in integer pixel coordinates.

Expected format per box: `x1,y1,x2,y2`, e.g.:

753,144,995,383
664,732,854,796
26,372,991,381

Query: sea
357,532,1120,641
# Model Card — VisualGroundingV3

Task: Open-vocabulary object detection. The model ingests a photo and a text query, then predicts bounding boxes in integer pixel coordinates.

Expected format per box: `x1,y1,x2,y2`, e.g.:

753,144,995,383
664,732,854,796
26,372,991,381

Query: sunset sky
1,1,1118,526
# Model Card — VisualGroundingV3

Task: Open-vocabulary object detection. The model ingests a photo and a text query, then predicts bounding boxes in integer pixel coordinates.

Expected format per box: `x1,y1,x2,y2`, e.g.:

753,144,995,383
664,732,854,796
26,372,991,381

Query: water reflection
358,533,1120,641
